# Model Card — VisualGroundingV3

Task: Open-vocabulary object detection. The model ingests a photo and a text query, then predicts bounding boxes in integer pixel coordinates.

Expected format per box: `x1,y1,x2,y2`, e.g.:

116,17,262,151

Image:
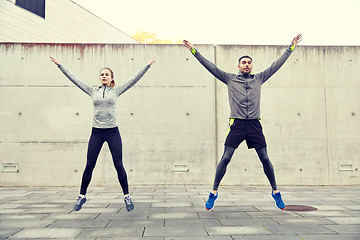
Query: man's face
238,58,253,74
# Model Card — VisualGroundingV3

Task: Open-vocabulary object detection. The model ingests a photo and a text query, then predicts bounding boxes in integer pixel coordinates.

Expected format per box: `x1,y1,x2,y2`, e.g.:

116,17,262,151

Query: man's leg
255,147,285,210
255,147,277,191
213,145,236,193
205,145,235,210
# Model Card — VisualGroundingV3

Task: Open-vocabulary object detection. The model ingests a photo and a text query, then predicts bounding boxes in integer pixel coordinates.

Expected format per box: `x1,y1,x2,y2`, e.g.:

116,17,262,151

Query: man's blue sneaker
73,195,86,211
271,191,285,210
205,192,218,210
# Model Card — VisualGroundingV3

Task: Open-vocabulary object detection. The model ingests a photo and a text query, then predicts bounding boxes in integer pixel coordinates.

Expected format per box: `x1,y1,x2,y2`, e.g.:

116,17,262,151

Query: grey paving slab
198,210,250,219
150,202,193,208
97,238,162,240
21,208,70,214
0,219,54,229
246,210,299,218
144,226,208,237
10,228,83,239
0,204,24,209
0,213,49,221
325,216,360,224
165,237,232,240
76,227,144,238
0,209,26,214
164,218,222,227
266,224,336,234
107,219,164,228
95,211,149,221
219,217,279,226
271,217,333,225
42,213,99,220
296,210,352,217
232,235,302,240
164,206,205,213
206,226,271,235
149,212,199,219
343,205,360,210
299,234,360,240
323,224,360,234
47,219,109,228
0,229,22,240
342,210,360,217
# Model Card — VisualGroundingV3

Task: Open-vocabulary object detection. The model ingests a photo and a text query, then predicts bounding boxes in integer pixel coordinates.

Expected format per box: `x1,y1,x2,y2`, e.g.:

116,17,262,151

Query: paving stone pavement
0,185,359,240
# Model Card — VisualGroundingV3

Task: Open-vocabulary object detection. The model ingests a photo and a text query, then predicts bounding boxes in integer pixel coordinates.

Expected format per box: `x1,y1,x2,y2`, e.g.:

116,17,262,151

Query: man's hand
291,34,302,47
183,40,194,51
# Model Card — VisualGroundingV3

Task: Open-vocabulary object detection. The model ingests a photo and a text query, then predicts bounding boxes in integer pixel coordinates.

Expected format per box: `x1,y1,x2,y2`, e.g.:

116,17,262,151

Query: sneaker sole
205,200,216,211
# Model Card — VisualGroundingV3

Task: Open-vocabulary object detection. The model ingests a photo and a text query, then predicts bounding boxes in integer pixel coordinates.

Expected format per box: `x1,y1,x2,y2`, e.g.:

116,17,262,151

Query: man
183,34,302,210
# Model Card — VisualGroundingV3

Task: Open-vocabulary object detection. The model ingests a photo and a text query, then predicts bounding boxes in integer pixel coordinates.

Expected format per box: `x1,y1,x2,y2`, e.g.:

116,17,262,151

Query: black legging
213,146,277,191
80,127,129,195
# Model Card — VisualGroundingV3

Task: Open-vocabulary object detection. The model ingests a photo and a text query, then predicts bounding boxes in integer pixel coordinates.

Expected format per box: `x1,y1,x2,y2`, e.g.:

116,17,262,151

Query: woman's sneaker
271,191,285,210
73,195,86,211
124,195,134,211
205,192,218,210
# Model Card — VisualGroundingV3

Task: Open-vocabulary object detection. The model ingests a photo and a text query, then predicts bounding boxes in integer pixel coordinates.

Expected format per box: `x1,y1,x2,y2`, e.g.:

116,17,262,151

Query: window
16,0,45,18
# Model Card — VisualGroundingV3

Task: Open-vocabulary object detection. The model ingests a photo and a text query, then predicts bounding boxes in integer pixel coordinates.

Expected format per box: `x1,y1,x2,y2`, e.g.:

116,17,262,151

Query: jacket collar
237,71,254,78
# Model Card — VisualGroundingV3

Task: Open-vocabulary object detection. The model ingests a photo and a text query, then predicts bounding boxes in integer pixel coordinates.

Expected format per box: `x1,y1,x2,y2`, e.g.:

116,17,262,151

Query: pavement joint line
269,217,281,225
321,224,342,234
104,220,111,228
75,228,85,238
94,213,101,219
217,218,224,226
41,213,51,220
7,228,23,239
203,226,209,236
262,224,274,234
253,206,261,211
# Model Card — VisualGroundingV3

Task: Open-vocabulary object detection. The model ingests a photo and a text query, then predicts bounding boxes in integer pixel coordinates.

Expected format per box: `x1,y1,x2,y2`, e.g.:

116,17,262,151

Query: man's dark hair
238,55,253,64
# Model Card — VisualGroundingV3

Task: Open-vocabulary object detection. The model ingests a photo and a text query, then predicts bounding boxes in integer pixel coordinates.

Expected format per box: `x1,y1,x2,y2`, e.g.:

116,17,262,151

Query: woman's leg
106,128,129,195
80,128,104,195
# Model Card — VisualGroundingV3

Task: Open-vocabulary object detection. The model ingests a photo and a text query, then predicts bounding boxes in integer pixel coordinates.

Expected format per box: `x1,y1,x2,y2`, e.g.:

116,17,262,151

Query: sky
72,0,360,46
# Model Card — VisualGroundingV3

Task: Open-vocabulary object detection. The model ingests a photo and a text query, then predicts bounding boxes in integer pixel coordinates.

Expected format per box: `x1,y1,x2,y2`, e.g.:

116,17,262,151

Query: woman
50,56,156,211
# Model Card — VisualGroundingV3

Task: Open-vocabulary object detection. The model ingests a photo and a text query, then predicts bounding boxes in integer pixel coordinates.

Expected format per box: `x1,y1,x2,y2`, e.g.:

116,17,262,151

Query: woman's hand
50,56,60,66
149,56,156,66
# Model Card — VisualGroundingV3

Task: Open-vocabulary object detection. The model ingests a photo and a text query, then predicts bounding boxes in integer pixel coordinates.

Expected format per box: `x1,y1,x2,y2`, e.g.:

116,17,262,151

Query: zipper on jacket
245,79,249,118
103,87,106,98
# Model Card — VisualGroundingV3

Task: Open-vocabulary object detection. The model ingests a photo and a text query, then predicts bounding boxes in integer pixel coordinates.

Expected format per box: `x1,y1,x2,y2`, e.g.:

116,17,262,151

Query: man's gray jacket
191,46,294,119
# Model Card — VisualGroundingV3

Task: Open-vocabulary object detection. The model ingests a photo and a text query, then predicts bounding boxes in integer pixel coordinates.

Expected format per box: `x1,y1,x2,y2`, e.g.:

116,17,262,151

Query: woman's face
99,69,113,86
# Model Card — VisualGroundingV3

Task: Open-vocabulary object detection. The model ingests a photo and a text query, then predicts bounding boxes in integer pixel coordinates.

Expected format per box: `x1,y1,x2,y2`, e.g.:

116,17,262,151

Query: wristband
290,45,295,52
191,48,197,55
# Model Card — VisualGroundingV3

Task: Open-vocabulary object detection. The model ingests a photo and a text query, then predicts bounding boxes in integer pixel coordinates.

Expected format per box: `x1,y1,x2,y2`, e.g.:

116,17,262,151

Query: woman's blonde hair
100,67,115,88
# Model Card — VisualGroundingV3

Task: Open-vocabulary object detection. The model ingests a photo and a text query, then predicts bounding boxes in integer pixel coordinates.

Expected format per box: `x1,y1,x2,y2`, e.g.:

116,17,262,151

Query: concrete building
0,43,359,187
0,0,138,43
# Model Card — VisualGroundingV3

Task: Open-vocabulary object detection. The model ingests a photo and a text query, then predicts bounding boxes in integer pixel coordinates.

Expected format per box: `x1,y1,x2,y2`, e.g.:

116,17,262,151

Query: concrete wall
0,43,359,187
0,0,137,43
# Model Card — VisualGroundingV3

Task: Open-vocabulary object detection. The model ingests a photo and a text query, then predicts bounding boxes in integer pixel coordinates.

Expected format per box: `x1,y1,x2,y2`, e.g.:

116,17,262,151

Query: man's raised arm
183,40,230,84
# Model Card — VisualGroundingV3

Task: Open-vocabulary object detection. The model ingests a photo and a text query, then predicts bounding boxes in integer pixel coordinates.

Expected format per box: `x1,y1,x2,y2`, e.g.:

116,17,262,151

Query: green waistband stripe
226,118,235,136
